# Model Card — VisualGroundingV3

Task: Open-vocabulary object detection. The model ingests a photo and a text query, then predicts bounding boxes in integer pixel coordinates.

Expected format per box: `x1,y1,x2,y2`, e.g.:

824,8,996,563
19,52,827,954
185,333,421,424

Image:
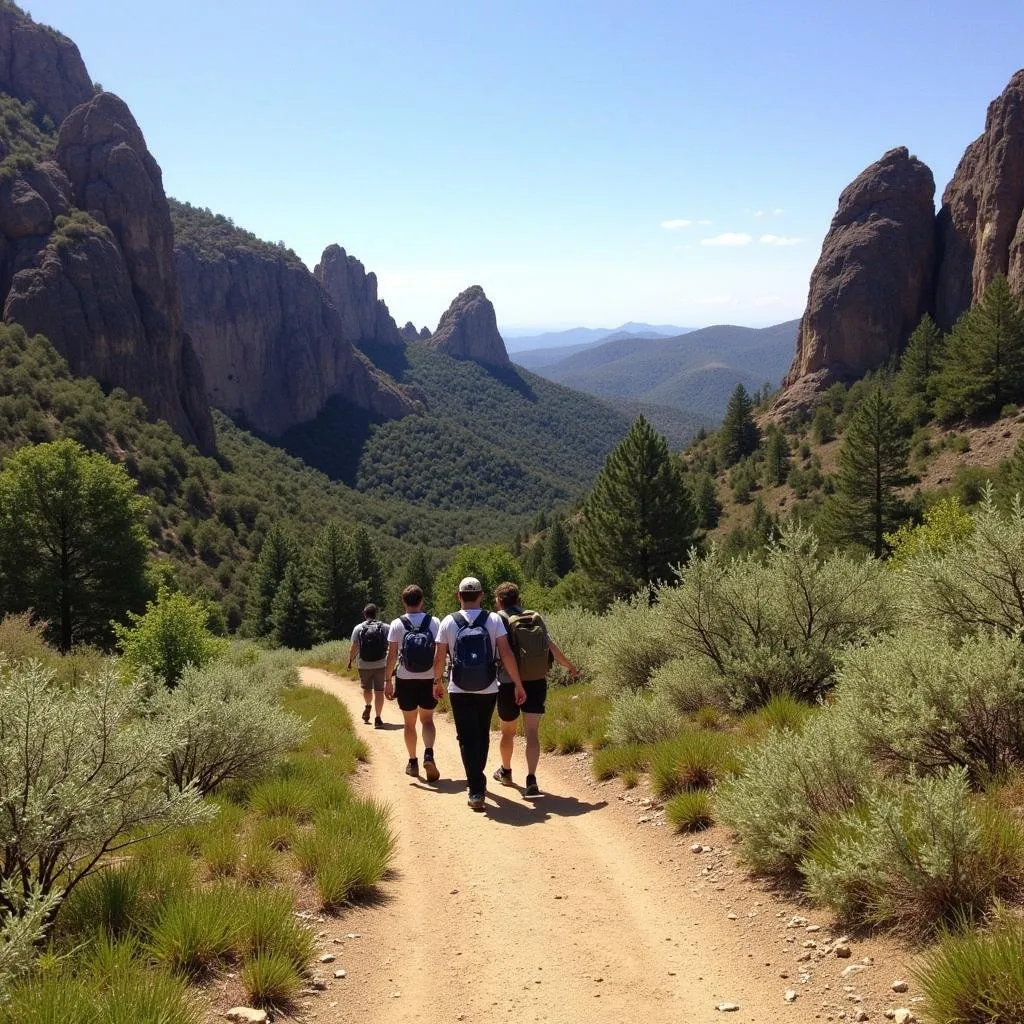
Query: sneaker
423,755,440,783
374,717,384,729
525,775,541,797
361,705,371,724
492,766,514,786
467,792,486,811
405,758,418,777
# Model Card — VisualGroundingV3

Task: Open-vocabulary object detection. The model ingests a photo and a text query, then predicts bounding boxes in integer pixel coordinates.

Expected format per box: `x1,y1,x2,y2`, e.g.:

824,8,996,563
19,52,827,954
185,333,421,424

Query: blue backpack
399,614,435,673
451,610,494,691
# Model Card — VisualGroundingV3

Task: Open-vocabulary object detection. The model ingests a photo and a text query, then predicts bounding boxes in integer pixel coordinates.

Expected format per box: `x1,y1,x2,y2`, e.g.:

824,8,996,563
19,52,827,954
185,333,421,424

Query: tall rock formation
2,90,215,452
400,321,431,342
174,217,416,437
781,147,936,407
426,285,509,366
935,70,1024,330
314,244,403,348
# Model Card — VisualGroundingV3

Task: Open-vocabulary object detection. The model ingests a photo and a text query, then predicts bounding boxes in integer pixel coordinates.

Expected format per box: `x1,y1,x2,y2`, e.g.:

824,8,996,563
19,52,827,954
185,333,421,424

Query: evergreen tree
811,404,836,444
896,313,945,413
271,561,314,649
307,522,364,641
542,518,574,581
690,472,720,529
824,387,911,557
0,438,150,651
935,274,1024,420
352,526,386,610
719,384,760,467
763,427,792,486
395,547,434,611
243,524,297,638
1002,437,1024,504
574,416,697,598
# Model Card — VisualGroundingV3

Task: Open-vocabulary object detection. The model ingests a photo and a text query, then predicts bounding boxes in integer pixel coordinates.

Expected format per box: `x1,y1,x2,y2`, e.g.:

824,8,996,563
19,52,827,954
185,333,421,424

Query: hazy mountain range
502,322,691,353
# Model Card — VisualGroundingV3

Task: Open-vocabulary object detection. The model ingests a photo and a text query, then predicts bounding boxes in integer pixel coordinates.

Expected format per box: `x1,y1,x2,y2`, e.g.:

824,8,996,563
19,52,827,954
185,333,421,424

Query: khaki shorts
358,667,386,691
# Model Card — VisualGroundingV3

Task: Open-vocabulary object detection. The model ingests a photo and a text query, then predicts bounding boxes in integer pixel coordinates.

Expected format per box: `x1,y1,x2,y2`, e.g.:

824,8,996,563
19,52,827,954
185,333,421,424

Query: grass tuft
241,952,301,1009
649,730,742,797
666,790,715,832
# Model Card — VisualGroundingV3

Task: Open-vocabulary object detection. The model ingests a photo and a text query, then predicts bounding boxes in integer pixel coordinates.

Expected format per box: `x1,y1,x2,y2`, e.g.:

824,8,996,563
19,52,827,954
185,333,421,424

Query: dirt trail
299,668,912,1024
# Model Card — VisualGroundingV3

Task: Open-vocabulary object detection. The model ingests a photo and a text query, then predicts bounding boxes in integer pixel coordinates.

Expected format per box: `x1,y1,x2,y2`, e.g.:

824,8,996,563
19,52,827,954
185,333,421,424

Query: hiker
347,603,389,728
433,576,525,811
492,581,578,796
384,584,442,782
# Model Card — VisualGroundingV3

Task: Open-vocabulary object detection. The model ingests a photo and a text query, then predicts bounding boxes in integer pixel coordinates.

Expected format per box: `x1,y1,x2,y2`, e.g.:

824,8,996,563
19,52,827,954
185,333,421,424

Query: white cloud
661,218,692,230
773,208,784,215
701,232,753,247
753,209,765,219
760,234,803,246
697,218,713,225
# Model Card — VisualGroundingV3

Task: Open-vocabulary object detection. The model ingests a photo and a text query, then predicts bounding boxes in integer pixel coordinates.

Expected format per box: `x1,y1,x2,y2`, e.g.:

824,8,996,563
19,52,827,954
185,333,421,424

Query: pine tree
1002,437,1024,504
690,472,720,529
897,313,946,405
307,522,364,641
574,416,697,598
824,387,910,557
352,527,386,610
395,547,434,611
811,404,836,444
542,518,574,581
271,561,314,649
935,274,1024,420
719,384,760,467
243,524,297,638
763,427,792,486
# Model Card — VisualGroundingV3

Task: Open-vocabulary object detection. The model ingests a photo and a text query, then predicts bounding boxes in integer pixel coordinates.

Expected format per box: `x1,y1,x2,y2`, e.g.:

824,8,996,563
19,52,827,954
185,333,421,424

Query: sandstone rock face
0,5,94,125
314,244,403,348
400,321,431,343
3,91,215,451
784,147,935,393
177,243,416,437
426,285,509,365
935,70,1024,329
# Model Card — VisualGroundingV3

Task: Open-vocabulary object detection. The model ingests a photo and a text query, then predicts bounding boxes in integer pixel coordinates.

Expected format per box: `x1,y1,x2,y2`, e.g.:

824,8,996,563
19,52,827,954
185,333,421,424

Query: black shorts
497,680,547,721
395,677,438,712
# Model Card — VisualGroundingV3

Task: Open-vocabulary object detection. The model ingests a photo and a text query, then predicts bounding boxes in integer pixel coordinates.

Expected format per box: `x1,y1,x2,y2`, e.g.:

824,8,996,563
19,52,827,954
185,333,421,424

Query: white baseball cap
458,576,483,594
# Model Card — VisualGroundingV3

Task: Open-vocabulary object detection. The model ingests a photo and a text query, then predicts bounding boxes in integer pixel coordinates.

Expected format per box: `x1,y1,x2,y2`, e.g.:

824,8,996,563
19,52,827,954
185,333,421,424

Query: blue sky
26,0,1024,331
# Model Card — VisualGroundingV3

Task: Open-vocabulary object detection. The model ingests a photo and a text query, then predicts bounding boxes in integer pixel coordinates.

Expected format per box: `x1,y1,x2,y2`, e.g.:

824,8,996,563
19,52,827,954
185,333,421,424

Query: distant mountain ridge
503,322,691,352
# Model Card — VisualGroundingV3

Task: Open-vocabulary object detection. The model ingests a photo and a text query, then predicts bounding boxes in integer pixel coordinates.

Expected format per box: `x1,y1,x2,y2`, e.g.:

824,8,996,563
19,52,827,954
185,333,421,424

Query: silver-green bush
590,590,670,695
649,658,730,715
541,606,602,684
0,885,61,1002
607,689,679,746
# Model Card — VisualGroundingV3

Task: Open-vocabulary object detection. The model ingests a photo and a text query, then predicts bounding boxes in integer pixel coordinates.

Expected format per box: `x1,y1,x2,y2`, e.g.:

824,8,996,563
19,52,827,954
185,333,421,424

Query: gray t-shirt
436,608,507,695
350,620,387,670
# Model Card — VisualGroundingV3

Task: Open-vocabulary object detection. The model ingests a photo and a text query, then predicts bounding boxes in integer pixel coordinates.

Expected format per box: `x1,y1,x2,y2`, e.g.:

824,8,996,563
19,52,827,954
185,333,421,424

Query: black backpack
399,613,435,673
451,610,494,691
358,619,388,661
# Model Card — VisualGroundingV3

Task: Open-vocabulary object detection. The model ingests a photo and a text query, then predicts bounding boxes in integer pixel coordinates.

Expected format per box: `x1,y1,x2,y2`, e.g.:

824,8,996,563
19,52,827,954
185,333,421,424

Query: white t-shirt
350,620,387,670
436,607,507,695
388,611,441,680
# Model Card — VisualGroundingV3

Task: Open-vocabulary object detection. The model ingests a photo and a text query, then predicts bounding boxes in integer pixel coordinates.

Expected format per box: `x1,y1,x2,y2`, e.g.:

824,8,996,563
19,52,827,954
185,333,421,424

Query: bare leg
522,713,542,776
402,709,419,758
362,688,373,708
419,709,436,751
374,688,386,718
499,718,518,770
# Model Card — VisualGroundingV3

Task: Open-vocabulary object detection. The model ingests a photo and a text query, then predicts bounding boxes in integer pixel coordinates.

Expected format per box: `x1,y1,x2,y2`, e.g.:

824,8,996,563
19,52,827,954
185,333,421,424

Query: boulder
426,285,509,365
781,147,935,406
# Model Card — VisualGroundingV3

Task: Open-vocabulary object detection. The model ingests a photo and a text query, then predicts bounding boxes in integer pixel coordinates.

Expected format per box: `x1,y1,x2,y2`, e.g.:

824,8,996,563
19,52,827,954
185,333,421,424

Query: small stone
784,990,798,1002
310,978,328,991
788,916,808,928
892,1011,915,1024
717,1004,740,1013
806,924,821,932
728,913,738,920
334,969,347,979
835,944,852,958
855,1013,869,1022
842,964,867,978
691,843,704,853
319,954,335,963
392,992,402,998
345,932,361,939
225,1011,267,1024
891,980,909,993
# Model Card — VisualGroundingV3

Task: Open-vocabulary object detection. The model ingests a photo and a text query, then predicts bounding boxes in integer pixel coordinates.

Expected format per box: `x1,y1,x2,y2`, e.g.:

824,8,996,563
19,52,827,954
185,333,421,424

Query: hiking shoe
361,705,371,724
493,766,514,786
374,717,384,729
423,756,440,783
467,792,486,811
405,758,419,777
525,775,541,797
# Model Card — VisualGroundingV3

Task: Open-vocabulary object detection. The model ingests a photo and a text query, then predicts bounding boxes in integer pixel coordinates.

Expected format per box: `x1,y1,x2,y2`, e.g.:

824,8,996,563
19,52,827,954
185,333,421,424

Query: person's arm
496,635,526,704
548,639,578,678
347,632,359,670
433,636,448,701
384,639,399,699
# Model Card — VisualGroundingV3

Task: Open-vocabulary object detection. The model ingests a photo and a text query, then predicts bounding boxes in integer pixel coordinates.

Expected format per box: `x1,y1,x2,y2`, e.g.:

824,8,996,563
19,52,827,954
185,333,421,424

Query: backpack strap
454,611,469,631
400,615,412,631
472,609,490,628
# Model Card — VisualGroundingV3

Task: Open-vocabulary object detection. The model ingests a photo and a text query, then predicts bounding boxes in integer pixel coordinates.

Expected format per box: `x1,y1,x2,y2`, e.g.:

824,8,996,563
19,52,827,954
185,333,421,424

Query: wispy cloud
760,234,803,246
660,218,692,230
753,209,765,219
773,208,784,215
697,218,713,226
701,232,753,247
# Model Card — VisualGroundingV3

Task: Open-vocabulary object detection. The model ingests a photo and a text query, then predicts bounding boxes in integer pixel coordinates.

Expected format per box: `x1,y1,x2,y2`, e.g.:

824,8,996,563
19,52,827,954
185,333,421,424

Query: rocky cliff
314,244,404,348
935,70,1024,330
400,321,431,342
426,285,509,366
0,4,215,452
174,213,416,437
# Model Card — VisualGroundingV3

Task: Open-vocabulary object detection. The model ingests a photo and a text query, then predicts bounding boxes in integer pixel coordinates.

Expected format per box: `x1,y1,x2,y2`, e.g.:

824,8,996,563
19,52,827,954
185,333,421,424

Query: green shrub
238,841,277,887
540,606,602,684
648,658,729,715
649,730,741,797
536,683,609,752
250,815,296,852
717,711,870,876
201,830,240,878
837,630,1024,786
739,694,816,739
591,743,651,781
607,690,678,746
0,612,50,665
802,770,1024,934
916,922,1024,1024
147,886,242,977
249,777,317,821
0,884,61,999
590,592,670,695
235,889,313,971
666,790,714,832
241,952,301,1009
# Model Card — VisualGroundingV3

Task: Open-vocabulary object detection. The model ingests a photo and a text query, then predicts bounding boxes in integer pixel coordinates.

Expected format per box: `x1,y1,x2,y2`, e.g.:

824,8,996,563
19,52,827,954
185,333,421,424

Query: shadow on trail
369,722,404,732
484,790,607,827
411,778,466,795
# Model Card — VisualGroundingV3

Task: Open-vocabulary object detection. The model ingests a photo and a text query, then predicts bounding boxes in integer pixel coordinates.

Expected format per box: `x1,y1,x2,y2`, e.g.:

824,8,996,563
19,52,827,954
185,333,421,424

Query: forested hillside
283,342,632,514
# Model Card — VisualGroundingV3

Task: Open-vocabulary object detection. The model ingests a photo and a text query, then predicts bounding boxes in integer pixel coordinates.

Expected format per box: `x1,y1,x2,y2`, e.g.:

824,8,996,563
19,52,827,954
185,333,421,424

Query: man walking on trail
347,604,389,728
385,585,442,782
434,576,525,811
492,581,578,797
